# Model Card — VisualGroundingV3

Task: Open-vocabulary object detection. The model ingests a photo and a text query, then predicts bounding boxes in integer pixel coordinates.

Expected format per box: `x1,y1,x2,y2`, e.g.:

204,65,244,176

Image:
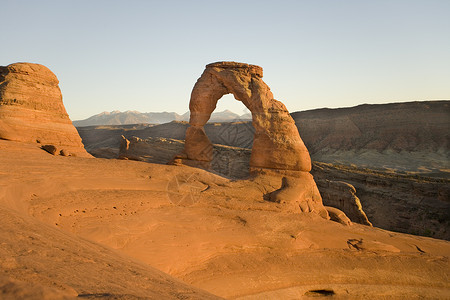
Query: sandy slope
1,140,449,299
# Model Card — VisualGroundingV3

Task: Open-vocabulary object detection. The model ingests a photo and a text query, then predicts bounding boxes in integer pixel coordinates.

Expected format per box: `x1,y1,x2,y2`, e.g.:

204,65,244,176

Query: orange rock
0,63,91,157
184,61,311,172
179,61,329,218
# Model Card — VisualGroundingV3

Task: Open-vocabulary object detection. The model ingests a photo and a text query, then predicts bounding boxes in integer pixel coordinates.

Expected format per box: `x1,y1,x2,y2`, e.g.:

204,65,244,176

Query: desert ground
1,140,449,299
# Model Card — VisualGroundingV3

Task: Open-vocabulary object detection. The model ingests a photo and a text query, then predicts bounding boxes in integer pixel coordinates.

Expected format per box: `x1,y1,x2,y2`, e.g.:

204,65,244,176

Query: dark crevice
305,289,335,296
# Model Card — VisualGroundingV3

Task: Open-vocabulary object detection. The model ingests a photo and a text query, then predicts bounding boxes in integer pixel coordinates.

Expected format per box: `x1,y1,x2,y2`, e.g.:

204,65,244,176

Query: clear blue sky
2,0,449,120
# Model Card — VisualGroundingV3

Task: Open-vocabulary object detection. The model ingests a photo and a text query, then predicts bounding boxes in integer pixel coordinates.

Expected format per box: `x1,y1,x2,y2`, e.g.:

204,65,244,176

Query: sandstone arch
176,62,333,218
183,61,311,173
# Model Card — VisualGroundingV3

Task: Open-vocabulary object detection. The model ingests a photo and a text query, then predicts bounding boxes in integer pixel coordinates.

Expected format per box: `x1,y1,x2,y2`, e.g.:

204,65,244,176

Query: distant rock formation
0,62,90,157
292,100,450,175
119,136,251,179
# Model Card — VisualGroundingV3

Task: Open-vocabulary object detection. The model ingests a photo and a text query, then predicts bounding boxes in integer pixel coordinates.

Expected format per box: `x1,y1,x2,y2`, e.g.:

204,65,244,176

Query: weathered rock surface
2,139,450,299
325,206,353,226
269,176,329,217
0,63,90,157
315,180,372,226
312,163,450,240
180,62,311,173
120,136,369,225
174,62,331,217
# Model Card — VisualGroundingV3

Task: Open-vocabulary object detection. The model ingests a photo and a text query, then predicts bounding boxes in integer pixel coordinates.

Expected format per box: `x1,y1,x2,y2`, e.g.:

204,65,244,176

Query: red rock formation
175,62,334,219
182,62,311,172
0,63,90,157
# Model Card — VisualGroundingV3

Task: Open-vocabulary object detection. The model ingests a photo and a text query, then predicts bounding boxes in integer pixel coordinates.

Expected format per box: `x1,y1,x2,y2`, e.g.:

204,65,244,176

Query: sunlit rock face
175,61,334,219
0,62,91,157
183,61,312,172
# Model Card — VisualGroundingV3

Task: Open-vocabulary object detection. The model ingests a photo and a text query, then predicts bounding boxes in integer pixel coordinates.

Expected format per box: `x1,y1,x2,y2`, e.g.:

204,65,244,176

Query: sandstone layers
0,63,90,157
175,62,331,218
292,100,450,175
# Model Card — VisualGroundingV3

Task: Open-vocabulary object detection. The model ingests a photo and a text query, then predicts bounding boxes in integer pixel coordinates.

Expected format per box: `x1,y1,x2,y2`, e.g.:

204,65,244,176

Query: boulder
41,144,57,155
0,62,91,157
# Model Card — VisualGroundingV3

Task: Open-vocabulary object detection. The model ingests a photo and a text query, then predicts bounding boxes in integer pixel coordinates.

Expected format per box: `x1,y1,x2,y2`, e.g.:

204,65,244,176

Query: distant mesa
0,62,91,157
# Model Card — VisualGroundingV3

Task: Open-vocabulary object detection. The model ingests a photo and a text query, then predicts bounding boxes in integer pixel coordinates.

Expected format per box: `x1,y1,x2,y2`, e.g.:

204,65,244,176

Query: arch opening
200,93,255,179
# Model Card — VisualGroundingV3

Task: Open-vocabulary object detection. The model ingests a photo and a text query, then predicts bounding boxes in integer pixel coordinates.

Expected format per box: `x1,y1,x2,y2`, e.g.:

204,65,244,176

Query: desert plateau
0,60,449,300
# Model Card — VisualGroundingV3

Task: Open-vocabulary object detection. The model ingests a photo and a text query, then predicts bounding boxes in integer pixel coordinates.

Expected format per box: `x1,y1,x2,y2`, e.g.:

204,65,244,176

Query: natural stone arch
172,62,355,221
183,61,311,173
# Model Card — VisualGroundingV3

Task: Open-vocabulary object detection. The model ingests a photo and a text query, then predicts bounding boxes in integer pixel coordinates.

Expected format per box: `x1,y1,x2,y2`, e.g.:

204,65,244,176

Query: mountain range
73,110,252,126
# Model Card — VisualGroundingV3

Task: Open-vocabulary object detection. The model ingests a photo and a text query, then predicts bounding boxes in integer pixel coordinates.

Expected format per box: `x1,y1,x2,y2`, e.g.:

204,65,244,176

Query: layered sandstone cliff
292,101,449,175
312,163,450,240
0,63,90,157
